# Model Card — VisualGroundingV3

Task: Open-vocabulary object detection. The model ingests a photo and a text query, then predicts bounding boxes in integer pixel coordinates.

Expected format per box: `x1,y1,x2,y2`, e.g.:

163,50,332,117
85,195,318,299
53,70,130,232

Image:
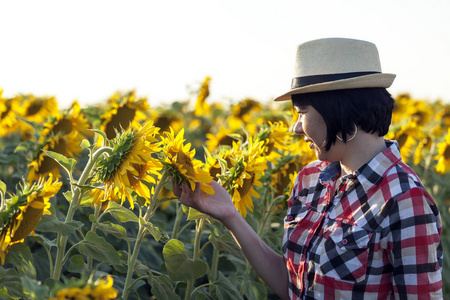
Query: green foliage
0,89,448,300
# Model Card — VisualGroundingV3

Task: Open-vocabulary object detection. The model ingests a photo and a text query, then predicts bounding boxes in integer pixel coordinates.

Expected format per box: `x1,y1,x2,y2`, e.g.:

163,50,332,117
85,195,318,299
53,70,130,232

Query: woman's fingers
171,178,182,197
179,182,204,210
179,183,191,205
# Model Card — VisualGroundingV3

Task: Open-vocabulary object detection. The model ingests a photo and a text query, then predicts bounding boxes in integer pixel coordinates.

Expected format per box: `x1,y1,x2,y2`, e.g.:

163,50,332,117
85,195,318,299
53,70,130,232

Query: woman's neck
339,133,387,176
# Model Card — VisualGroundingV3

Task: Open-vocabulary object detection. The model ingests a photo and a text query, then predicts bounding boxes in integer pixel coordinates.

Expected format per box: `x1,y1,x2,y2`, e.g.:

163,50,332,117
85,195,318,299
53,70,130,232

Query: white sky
1,0,449,109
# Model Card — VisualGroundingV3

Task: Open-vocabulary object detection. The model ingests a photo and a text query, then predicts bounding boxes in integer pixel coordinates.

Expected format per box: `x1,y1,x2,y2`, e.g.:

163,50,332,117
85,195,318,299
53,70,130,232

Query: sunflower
94,121,162,209
89,184,121,210
161,127,214,195
255,121,293,163
194,76,212,116
150,109,183,134
391,93,413,125
27,102,91,181
409,100,434,127
39,101,91,145
222,137,267,217
289,135,317,166
0,175,61,264
385,121,418,162
51,275,118,300
435,129,450,174
205,126,242,152
27,137,73,181
0,92,21,137
228,98,262,133
15,94,59,136
432,102,450,137
98,91,150,143
270,155,302,198
204,146,234,182
413,133,433,165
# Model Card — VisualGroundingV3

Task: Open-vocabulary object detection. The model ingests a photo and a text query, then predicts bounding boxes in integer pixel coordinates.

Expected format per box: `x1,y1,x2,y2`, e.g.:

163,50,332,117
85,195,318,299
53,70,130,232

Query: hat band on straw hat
291,71,380,89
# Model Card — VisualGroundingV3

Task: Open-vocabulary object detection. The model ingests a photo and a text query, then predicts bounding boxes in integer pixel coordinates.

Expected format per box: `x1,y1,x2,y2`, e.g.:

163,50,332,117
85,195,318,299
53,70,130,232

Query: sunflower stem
122,169,168,300
122,226,145,300
422,141,437,183
87,203,101,271
171,201,184,239
185,218,205,300
52,146,113,281
145,169,168,221
209,246,220,296
240,186,272,296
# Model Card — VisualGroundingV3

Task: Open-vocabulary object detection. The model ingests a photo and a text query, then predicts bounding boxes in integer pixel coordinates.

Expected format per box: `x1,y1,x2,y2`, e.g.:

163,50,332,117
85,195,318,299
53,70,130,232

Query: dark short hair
291,88,394,151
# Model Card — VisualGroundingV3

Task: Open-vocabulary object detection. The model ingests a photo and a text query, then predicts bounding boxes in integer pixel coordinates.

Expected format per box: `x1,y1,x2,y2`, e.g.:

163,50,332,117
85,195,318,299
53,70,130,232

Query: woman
173,38,443,299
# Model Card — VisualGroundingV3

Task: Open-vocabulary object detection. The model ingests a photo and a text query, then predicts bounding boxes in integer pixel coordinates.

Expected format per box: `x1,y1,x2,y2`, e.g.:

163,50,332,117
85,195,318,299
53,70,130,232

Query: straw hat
273,37,396,102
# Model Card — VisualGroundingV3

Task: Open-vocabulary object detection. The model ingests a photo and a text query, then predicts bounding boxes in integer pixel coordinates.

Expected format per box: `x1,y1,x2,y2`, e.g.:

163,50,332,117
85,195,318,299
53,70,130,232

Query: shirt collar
319,140,402,193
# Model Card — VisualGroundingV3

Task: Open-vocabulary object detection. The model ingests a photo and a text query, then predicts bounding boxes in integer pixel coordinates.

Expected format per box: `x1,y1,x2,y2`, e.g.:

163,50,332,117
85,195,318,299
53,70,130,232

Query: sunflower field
0,77,449,300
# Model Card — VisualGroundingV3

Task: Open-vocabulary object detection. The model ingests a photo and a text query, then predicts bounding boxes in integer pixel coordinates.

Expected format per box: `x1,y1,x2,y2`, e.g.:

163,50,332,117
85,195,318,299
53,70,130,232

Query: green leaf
35,214,84,236
186,207,214,222
214,272,242,300
80,139,91,149
0,267,24,299
14,140,35,153
96,221,135,242
21,276,50,300
31,234,57,249
0,179,6,197
209,234,245,260
139,218,169,242
5,243,36,278
89,129,108,145
148,274,181,300
63,191,72,202
239,275,267,300
105,201,139,223
68,254,86,274
42,150,77,176
78,231,122,266
162,239,207,281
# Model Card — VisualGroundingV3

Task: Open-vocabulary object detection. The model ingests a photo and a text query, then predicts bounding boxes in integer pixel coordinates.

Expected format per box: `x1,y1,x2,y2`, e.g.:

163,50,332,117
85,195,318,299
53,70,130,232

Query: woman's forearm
222,211,290,300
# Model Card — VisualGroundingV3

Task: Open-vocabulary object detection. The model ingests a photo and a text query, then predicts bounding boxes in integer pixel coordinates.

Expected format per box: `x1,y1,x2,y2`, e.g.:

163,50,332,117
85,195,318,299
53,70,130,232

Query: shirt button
287,216,294,221
342,239,348,245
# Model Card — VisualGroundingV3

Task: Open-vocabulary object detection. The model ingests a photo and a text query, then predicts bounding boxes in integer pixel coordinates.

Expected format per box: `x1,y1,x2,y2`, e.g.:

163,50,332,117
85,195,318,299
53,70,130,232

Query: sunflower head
386,121,418,161
205,126,243,152
94,122,163,209
152,110,183,134
0,175,61,264
270,155,302,198
162,127,214,195
194,76,212,116
255,121,293,161
40,101,91,142
99,91,150,141
51,275,118,300
27,102,92,182
0,93,21,137
219,137,268,217
435,129,450,174
14,95,59,137
227,98,262,132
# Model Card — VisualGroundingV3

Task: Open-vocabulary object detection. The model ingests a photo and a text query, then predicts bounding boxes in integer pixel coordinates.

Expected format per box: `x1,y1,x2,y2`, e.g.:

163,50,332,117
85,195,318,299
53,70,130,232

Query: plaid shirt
283,140,443,299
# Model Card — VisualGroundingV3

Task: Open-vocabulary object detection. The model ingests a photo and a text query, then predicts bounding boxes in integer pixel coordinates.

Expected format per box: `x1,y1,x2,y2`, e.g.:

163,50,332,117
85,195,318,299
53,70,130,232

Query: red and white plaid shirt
283,140,443,299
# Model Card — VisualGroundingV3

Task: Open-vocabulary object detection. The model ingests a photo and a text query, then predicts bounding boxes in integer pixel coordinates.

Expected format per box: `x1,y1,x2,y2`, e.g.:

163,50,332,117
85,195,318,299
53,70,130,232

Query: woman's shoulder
299,160,328,176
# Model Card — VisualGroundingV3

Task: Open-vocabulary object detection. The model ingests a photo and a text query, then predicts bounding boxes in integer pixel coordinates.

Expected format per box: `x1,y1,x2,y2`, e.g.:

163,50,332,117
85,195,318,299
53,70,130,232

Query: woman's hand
172,178,290,299
171,180,239,224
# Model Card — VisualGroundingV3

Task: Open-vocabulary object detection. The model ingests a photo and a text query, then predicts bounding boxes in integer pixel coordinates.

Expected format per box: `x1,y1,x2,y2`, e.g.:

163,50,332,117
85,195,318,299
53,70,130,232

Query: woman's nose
293,119,304,135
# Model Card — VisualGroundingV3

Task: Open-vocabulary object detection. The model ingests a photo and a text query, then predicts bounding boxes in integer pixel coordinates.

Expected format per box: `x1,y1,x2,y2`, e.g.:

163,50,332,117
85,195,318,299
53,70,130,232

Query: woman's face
293,104,336,161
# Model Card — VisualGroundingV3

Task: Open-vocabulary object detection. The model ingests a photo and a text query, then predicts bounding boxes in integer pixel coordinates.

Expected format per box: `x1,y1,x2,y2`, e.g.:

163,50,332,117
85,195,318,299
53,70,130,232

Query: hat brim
273,73,396,102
